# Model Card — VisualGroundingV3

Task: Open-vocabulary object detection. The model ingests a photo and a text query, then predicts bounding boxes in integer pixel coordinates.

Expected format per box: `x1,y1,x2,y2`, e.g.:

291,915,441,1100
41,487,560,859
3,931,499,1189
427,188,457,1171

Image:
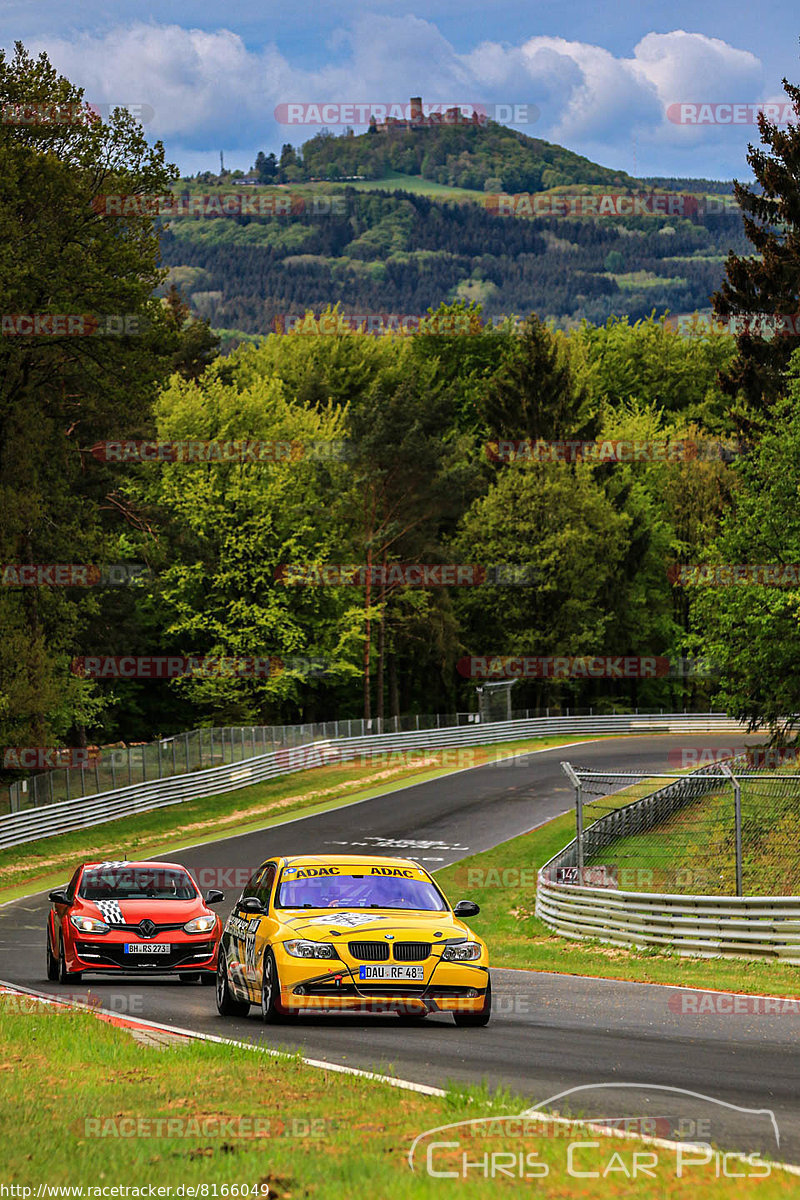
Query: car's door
227,867,268,997
250,863,281,992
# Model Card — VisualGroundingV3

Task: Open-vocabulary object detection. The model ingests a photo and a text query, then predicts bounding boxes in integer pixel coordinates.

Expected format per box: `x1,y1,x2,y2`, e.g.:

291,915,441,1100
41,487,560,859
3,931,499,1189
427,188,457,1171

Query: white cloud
27,19,772,175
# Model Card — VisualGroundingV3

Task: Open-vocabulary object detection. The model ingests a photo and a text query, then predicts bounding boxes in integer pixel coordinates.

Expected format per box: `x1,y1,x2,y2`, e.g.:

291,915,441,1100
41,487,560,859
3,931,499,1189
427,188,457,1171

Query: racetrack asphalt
3,733,798,1164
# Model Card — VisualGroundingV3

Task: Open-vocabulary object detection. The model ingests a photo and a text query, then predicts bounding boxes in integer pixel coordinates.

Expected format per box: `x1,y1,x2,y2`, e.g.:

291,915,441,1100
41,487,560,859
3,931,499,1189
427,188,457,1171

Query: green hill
263,119,638,194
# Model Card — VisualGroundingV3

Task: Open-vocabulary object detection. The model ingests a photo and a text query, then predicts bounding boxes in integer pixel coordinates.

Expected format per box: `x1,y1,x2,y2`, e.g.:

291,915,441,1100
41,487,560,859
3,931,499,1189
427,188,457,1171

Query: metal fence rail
0,712,742,851
536,755,800,962
3,704,735,816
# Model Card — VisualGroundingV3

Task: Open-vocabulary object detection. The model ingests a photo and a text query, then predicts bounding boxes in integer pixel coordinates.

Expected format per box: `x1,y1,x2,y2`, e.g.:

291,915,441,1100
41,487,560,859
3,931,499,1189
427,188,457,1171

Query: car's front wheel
46,932,59,981
453,976,491,1027
58,938,81,984
260,949,285,1023
215,949,249,1017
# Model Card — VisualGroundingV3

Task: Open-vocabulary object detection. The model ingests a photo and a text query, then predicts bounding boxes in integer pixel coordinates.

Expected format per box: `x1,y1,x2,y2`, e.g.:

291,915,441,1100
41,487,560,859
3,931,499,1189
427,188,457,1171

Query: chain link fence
3,704,723,819
557,753,800,897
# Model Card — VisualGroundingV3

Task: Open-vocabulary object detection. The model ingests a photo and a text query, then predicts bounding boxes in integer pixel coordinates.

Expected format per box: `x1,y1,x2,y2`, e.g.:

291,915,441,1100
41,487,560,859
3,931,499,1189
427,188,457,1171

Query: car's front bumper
69,937,218,974
274,950,489,1015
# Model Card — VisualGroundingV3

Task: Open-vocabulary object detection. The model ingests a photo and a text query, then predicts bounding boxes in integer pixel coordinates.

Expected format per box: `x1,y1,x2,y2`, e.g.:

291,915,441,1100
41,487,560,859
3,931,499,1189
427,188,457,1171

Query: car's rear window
79,867,197,900
276,870,447,911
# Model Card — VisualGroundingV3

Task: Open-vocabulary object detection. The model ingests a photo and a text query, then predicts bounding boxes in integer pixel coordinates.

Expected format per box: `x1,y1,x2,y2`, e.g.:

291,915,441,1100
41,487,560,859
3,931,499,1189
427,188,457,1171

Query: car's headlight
69,915,109,934
441,941,482,961
184,914,217,934
283,939,339,960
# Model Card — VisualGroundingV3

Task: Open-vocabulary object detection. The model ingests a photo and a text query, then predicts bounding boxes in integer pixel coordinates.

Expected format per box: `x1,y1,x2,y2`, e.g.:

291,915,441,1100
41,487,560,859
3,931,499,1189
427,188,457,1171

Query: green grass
606,270,688,290
329,171,486,201
582,767,800,897
0,735,603,905
1,999,795,1195
437,809,800,996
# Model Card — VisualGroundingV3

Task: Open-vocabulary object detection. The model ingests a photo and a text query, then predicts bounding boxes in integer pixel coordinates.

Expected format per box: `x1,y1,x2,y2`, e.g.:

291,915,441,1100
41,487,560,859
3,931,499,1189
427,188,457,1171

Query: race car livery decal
94,898,124,925
227,914,257,975
297,912,387,929
283,866,340,879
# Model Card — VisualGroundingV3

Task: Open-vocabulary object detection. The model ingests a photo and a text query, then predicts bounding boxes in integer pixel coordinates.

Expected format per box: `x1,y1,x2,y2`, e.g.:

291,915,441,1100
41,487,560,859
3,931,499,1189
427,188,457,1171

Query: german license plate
358,964,424,981
125,943,170,954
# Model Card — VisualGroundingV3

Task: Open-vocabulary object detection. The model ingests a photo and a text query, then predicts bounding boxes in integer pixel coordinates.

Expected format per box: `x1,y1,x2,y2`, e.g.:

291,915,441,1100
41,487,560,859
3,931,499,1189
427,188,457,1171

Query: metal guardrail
0,712,742,851
536,755,800,963
4,704,737,815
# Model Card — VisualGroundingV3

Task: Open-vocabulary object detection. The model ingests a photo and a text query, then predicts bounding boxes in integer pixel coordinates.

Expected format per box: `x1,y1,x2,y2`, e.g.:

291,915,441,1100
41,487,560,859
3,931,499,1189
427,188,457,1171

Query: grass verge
438,811,800,997
0,735,602,906
0,997,794,1195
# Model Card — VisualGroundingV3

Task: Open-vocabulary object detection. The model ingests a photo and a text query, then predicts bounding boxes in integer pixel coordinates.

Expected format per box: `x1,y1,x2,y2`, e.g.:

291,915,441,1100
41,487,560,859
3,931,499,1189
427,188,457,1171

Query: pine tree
712,76,800,432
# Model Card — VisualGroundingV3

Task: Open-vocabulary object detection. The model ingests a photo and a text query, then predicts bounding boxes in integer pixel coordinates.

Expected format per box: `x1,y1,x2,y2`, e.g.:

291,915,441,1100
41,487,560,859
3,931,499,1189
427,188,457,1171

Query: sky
1,0,797,179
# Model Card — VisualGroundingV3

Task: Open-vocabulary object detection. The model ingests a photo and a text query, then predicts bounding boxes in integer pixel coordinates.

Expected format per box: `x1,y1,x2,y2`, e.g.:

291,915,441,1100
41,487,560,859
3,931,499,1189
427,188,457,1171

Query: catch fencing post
562,761,584,874
720,762,743,896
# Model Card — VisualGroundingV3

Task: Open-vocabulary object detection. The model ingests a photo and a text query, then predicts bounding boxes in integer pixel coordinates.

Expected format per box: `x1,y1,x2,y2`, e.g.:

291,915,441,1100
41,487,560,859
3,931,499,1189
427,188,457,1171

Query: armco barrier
536,755,800,963
0,713,743,851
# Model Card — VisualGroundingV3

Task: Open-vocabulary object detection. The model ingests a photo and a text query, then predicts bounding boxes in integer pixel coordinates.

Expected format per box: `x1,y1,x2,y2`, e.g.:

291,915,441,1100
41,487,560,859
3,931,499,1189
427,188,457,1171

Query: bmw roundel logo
384,934,394,939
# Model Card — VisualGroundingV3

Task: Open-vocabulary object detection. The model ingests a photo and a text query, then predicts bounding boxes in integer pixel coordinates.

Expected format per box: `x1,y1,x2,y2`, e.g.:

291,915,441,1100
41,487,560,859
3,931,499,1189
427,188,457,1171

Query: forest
2,43,800,766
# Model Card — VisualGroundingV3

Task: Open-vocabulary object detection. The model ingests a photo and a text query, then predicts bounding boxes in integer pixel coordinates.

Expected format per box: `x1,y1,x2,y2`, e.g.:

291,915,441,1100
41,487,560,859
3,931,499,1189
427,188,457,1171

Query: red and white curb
0,981,444,1094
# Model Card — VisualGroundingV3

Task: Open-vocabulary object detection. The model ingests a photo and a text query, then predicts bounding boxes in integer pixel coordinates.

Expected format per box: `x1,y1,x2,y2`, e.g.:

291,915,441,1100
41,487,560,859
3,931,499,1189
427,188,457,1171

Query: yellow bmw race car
215,854,491,1025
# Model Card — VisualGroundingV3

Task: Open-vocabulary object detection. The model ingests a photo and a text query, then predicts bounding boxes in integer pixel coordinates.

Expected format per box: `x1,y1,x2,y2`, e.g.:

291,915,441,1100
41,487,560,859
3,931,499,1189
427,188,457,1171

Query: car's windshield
80,867,197,900
276,870,447,911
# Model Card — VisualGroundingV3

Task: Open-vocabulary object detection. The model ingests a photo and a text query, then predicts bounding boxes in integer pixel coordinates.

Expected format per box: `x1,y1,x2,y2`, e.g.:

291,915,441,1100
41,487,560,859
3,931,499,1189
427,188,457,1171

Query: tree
0,42,177,754
127,369,356,726
451,460,630,709
338,350,479,719
689,350,800,739
162,284,221,381
477,313,595,441
712,76,800,432
254,151,276,182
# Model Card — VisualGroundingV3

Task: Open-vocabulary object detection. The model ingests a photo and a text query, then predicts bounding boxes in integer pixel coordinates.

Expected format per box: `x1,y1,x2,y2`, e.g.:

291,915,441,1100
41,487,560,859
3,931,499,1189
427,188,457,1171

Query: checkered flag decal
95,899,124,925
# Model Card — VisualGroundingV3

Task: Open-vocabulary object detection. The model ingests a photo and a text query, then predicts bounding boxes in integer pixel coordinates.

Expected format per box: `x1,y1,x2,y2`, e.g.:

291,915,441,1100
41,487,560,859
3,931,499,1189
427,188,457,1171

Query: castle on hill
369,97,486,133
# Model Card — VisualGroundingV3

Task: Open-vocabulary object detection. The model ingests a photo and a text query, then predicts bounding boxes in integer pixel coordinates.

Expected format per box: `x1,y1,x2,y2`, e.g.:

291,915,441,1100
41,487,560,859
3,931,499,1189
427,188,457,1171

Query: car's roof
274,854,424,870
82,860,191,871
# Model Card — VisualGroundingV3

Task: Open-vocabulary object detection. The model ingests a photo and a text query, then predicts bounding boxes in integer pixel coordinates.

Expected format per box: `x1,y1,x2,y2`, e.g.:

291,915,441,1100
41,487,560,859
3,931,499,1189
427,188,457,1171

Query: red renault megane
46,860,225,983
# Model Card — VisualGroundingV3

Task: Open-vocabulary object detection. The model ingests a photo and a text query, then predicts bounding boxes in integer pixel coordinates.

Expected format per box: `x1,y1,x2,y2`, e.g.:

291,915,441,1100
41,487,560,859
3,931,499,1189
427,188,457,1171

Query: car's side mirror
237,896,265,914
205,889,225,904
48,888,71,905
454,900,480,917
